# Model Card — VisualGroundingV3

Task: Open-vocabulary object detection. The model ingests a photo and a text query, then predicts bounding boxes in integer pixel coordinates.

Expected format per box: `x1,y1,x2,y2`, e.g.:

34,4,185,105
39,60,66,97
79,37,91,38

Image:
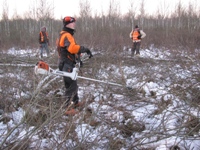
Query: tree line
0,0,199,52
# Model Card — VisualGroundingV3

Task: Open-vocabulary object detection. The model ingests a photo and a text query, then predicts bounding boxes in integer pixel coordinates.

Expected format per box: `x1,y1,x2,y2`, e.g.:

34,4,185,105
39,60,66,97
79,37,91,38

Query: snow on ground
0,46,200,149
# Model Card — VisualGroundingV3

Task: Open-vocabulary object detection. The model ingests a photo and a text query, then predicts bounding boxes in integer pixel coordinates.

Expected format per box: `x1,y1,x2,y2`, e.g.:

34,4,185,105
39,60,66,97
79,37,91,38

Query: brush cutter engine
34,61,50,75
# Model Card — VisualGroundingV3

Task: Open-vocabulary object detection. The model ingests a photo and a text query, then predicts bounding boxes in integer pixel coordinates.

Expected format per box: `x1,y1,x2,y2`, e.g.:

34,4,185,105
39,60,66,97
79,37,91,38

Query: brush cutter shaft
51,68,122,86
34,61,123,87
77,76,122,87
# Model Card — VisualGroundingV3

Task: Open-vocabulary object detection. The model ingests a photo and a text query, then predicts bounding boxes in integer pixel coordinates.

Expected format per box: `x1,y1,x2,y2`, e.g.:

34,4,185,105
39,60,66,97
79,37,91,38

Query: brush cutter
34,61,123,87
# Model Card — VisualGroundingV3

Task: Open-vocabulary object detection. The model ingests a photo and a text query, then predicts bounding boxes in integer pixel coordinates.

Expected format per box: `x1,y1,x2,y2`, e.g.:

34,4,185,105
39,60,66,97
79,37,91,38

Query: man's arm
129,31,133,39
140,30,146,39
39,33,41,44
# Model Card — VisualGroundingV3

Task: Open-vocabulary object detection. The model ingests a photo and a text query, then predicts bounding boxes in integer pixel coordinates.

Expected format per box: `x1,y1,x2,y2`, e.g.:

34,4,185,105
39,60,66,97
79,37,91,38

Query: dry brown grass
0,45,199,149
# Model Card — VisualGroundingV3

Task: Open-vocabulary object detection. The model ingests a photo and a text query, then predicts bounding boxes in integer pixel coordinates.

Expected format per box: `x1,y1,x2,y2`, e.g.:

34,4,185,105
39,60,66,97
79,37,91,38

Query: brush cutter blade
34,61,50,75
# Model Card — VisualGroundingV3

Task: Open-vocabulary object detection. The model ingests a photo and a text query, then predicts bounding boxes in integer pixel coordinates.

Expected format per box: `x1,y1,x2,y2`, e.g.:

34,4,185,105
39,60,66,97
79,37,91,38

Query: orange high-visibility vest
132,30,140,41
40,32,48,42
56,31,80,61
57,31,80,54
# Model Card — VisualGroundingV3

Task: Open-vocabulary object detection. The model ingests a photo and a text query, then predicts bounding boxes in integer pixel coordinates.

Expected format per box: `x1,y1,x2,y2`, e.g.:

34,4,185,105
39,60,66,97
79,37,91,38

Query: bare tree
0,0,10,47
127,0,137,30
0,0,200,50
138,0,146,29
78,0,92,33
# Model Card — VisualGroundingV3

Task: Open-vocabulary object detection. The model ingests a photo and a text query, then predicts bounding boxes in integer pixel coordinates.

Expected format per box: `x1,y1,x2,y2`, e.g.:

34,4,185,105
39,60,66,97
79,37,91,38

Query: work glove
79,46,93,58
138,35,141,39
85,48,93,58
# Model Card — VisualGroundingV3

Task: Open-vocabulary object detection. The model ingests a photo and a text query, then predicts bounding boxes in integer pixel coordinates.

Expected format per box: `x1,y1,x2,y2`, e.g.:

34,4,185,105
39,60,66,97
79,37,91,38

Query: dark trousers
40,43,49,57
62,63,79,105
131,42,141,55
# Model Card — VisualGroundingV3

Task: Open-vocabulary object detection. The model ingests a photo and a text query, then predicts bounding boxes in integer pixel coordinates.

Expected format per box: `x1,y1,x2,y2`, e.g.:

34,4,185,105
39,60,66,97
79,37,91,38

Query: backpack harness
56,32,76,64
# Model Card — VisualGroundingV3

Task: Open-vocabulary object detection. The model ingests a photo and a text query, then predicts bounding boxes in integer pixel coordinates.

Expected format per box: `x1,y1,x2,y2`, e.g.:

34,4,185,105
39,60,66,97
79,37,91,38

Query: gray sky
0,0,199,19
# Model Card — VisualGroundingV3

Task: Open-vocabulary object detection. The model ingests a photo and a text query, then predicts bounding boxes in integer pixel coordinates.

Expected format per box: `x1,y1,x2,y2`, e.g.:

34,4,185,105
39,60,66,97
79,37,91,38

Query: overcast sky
0,0,199,19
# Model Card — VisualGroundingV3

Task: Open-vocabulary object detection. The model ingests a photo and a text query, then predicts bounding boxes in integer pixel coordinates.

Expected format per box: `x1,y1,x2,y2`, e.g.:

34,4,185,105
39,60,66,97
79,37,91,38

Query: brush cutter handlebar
51,68,78,80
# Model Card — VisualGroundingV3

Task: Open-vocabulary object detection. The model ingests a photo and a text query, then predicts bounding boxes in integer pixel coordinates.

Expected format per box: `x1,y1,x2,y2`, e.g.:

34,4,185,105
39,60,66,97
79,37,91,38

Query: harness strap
57,32,75,63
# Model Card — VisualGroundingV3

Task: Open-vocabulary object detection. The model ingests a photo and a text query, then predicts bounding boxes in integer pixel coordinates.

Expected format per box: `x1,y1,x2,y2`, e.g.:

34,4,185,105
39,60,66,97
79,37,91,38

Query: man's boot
65,108,78,115
74,101,85,108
